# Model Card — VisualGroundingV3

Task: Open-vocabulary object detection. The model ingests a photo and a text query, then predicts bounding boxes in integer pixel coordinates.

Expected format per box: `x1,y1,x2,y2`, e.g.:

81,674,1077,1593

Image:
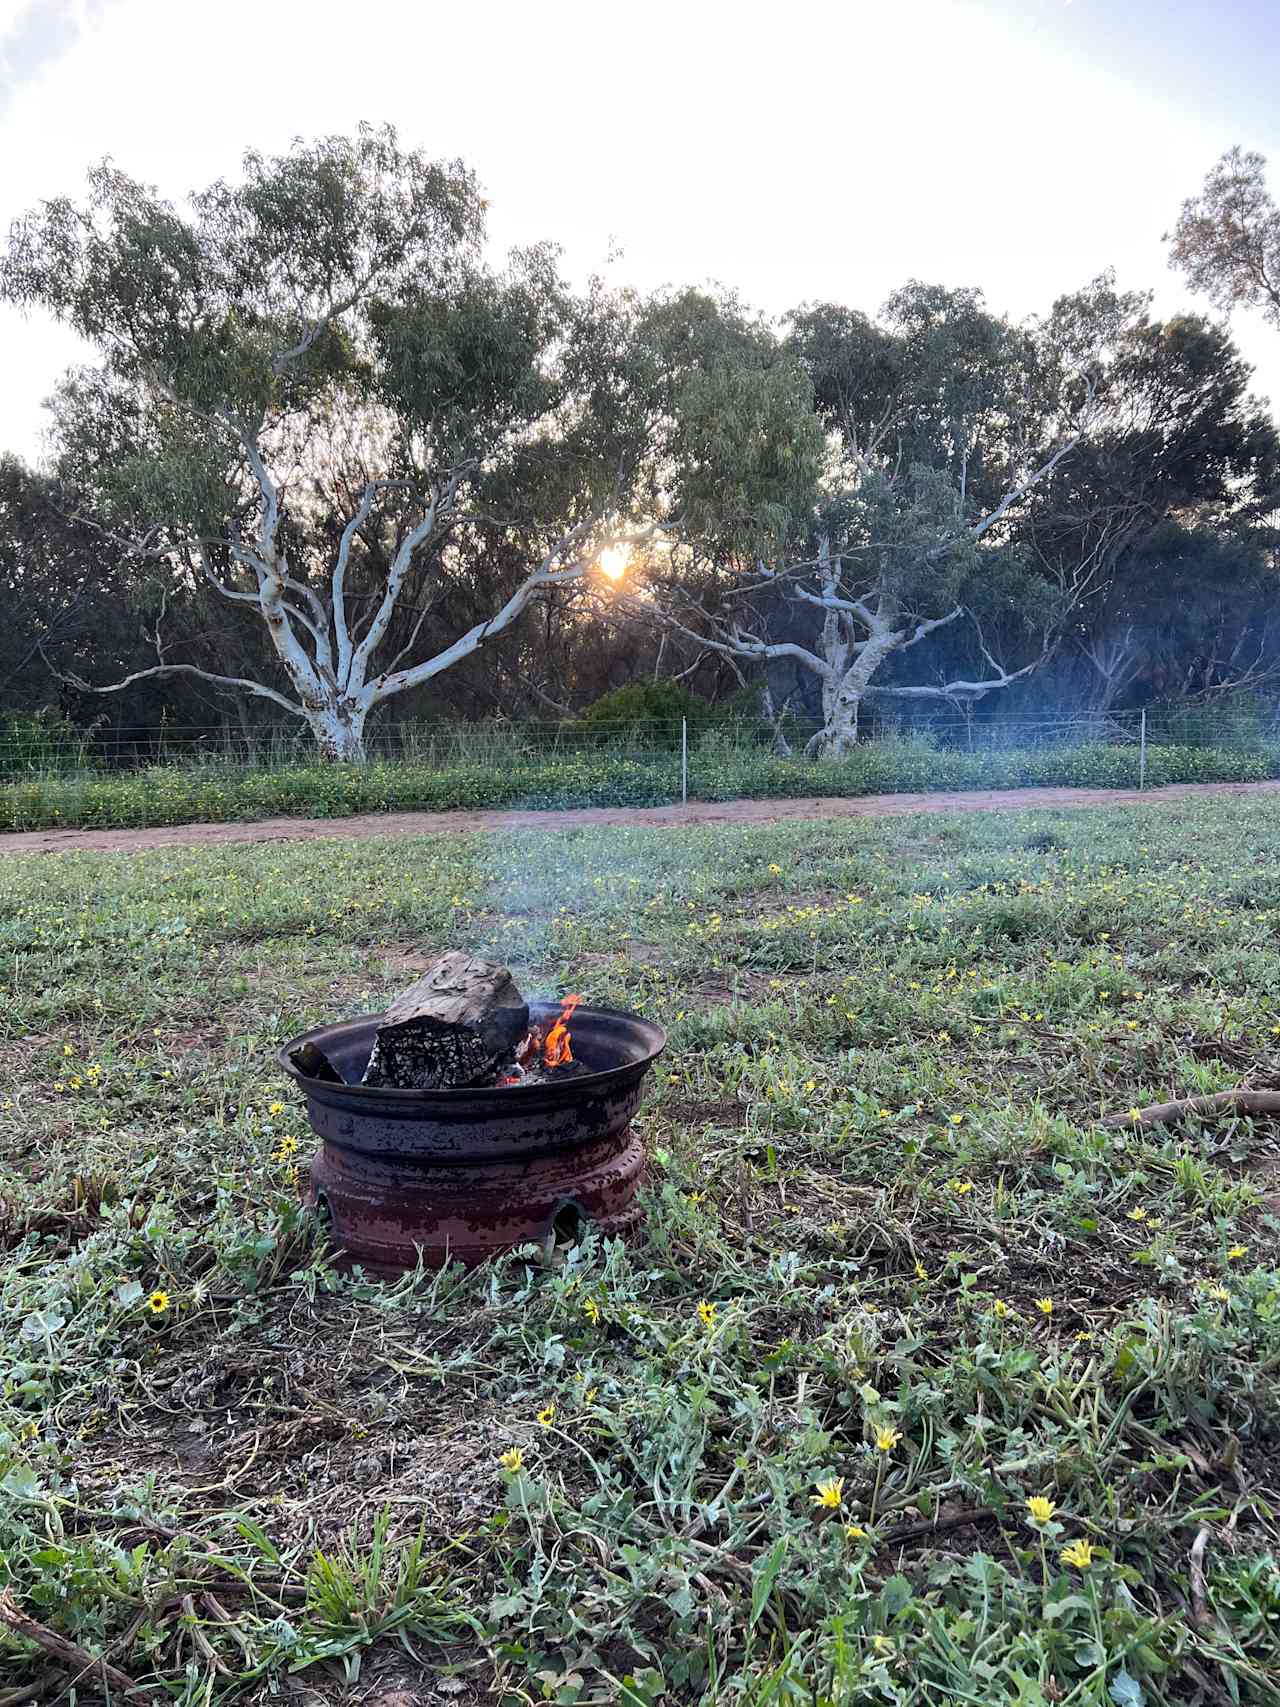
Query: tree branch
44,651,305,717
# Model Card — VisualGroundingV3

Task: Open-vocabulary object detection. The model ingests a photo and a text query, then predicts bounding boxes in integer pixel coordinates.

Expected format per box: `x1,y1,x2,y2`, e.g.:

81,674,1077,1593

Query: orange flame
542,993,582,1069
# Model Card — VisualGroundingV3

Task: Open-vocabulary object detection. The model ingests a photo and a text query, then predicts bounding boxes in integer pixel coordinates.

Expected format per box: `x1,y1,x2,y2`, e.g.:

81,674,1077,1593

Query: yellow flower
582,1297,601,1324
686,1191,705,1207
1127,1207,1147,1222
950,1178,974,1195
845,1523,868,1540
268,1102,285,1116
1060,1538,1094,1570
1128,1106,1142,1122
1207,1283,1230,1302
1026,1494,1056,1525
146,1290,170,1315
914,1262,927,1281
871,1634,894,1655
697,1300,718,1328
812,1476,845,1509
1036,1298,1054,1315
994,1299,1009,1318
879,1107,893,1118
949,1113,964,1125
1226,1244,1248,1260
767,863,782,875
875,1426,902,1454
62,1043,74,1056
536,1403,555,1428
499,1447,524,1474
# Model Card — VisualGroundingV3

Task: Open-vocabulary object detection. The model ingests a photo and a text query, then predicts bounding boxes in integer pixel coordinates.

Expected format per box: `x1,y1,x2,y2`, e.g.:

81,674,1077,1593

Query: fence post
1139,708,1147,792
681,718,688,806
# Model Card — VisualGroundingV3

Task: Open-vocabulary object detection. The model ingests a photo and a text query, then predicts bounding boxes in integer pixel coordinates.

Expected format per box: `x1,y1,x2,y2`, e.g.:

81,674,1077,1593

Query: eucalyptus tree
647,280,1140,755
3,127,819,758
1169,147,1280,331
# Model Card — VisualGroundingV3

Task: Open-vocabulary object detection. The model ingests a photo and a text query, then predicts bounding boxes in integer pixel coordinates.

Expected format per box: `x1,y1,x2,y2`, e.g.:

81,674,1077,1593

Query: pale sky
2,0,1278,464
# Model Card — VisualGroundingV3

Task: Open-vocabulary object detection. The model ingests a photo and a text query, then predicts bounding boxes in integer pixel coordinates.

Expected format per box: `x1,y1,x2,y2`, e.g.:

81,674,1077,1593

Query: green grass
0,738,1273,830
1,799,1278,1703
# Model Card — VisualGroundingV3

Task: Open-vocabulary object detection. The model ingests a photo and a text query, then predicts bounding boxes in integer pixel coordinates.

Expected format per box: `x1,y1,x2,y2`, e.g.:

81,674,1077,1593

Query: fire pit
279,998,666,1275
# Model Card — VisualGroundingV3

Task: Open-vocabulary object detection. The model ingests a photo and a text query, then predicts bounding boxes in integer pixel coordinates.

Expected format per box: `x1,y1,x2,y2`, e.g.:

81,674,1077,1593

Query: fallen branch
0,1589,154,1701
1104,1089,1280,1129
876,1506,998,1549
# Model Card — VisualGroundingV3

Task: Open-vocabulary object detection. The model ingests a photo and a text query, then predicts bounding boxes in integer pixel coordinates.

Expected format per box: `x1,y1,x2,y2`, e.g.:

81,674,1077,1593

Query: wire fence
3,703,1279,786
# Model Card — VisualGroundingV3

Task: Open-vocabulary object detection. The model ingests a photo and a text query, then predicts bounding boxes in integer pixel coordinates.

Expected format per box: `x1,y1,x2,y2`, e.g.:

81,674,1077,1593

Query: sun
599,544,630,582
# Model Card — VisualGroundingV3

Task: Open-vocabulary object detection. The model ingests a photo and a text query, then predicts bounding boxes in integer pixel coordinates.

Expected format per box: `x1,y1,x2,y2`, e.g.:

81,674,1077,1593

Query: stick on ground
1105,1089,1280,1129
0,1589,154,1700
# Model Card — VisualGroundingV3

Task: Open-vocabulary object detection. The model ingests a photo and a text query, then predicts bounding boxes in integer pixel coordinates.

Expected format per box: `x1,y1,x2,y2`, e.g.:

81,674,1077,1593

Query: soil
4,778,1280,857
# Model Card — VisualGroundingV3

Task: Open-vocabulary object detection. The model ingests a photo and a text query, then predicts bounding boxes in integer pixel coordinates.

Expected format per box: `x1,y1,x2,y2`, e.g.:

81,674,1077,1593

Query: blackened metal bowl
278,1002,666,1273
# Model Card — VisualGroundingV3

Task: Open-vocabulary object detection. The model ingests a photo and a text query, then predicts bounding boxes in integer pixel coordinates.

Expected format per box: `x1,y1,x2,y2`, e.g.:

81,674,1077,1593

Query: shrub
579,681,716,747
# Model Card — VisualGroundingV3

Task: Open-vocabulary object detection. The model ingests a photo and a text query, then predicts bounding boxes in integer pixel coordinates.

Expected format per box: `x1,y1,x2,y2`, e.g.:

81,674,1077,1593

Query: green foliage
0,709,88,779
580,682,717,746
0,740,1272,831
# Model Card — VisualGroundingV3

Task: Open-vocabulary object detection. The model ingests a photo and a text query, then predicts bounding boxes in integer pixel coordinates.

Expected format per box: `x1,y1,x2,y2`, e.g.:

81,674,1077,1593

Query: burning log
362,952,530,1090
501,994,589,1085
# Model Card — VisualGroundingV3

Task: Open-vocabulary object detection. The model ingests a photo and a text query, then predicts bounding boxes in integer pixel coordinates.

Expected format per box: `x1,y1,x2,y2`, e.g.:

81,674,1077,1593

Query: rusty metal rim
278,1001,666,1106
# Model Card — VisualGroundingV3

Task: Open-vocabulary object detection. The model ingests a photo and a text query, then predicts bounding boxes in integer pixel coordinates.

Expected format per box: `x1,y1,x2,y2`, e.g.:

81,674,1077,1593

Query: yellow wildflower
994,1300,1009,1318
812,1476,845,1509
875,1426,902,1454
697,1300,718,1328
1127,1207,1147,1222
1026,1495,1056,1525
845,1523,868,1540
499,1447,524,1474
767,863,782,875
582,1297,601,1324
949,1113,964,1125
1036,1298,1054,1316
1128,1107,1142,1122
536,1403,555,1428
62,1043,74,1056
268,1102,285,1116
1227,1244,1248,1260
914,1262,927,1281
950,1178,973,1195
146,1290,170,1315
1060,1538,1094,1570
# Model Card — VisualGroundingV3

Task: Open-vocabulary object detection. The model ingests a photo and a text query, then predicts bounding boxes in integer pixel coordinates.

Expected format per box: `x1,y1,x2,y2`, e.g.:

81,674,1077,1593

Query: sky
1,0,1278,463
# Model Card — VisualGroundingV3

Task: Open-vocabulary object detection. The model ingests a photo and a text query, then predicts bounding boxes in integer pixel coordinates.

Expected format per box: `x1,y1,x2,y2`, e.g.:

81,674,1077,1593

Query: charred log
362,952,529,1090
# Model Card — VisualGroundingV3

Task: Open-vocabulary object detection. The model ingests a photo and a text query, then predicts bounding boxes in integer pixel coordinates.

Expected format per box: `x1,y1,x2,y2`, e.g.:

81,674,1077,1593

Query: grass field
1,800,1278,1705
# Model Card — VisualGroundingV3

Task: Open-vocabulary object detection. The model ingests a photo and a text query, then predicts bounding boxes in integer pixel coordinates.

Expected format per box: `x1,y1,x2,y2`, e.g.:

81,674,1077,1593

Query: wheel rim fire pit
279,1002,666,1275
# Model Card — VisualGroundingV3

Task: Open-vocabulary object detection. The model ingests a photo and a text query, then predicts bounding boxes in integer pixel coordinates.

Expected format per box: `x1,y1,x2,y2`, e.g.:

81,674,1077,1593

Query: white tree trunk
817,682,862,758
304,696,369,762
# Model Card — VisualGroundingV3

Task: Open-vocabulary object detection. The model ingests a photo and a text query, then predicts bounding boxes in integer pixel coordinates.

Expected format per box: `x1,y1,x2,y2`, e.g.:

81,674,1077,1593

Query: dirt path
3,778,1280,857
